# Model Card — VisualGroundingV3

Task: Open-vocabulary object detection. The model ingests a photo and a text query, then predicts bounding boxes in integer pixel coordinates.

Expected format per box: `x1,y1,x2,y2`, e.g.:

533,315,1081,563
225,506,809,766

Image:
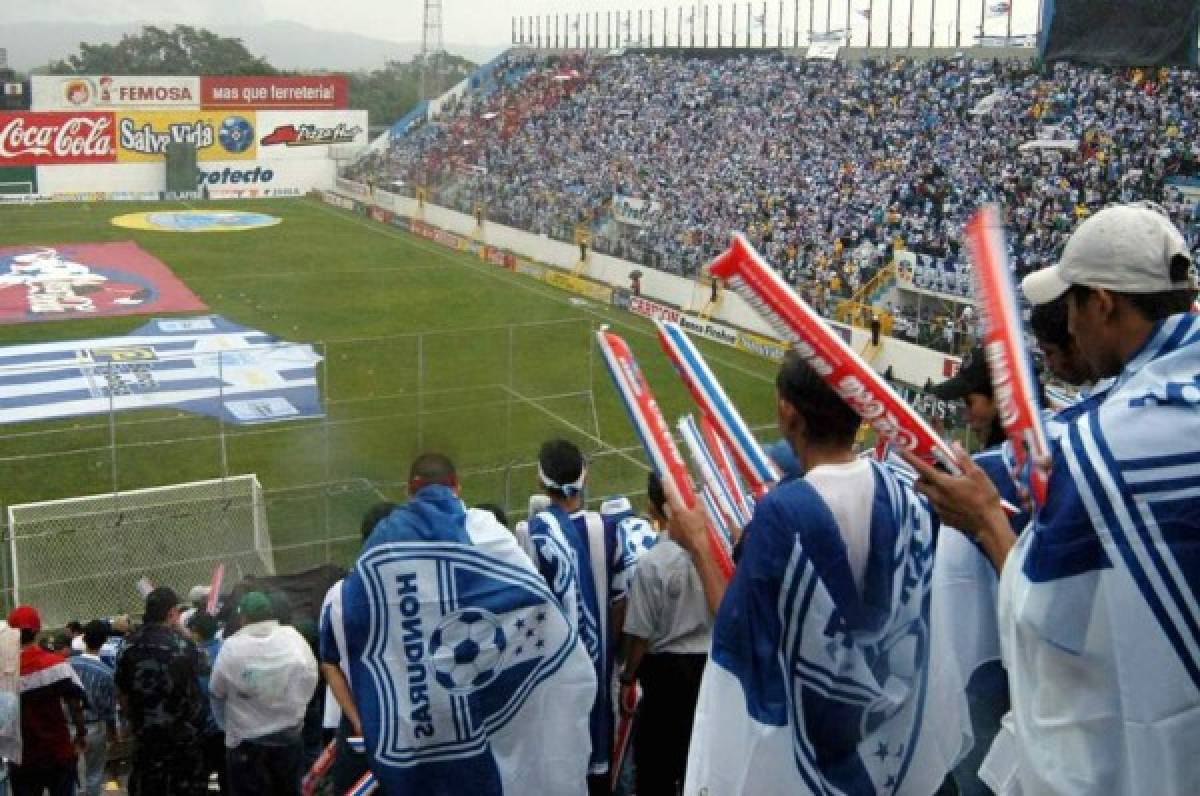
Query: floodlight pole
420,0,444,101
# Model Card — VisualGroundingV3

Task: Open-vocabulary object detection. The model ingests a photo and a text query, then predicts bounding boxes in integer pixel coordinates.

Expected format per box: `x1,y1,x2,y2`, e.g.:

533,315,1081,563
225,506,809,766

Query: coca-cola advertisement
0,112,117,165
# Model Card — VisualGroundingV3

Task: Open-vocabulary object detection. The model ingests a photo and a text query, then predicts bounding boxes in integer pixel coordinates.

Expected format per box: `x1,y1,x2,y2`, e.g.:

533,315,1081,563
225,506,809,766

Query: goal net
6,475,273,628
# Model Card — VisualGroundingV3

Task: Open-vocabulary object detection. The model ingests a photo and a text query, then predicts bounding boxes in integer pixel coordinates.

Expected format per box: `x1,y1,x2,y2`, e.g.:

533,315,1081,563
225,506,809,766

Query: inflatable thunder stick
707,234,964,474
699,416,754,523
655,320,780,496
678,414,744,542
300,741,337,796
595,328,735,580
206,563,224,615
963,206,1051,505
612,681,642,790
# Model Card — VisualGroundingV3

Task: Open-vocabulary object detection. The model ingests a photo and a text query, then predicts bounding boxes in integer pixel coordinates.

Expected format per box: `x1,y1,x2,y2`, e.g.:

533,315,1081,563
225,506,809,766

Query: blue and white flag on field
0,315,322,425
685,460,966,795
338,485,596,795
995,312,1200,795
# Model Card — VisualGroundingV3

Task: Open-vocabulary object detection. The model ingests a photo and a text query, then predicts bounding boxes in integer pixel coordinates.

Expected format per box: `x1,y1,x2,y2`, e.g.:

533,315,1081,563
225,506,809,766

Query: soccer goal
5,475,274,628
0,182,34,196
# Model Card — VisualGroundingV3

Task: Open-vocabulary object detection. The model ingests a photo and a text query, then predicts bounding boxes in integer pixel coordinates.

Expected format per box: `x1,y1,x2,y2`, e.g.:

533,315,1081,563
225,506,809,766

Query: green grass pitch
0,197,779,578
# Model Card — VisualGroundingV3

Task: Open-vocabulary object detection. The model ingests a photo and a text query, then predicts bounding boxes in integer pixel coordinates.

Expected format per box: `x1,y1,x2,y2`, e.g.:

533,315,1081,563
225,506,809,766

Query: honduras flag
600,496,659,600
992,313,1200,795
529,504,620,776
686,460,966,795
337,485,596,794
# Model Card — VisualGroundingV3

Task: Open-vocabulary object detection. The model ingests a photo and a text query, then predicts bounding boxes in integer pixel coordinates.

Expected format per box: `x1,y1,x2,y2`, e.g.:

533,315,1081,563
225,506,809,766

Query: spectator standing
677,353,965,794
65,621,84,656
618,473,711,796
9,604,86,796
209,592,318,796
529,439,636,795
69,621,116,796
115,587,208,796
187,611,227,795
319,501,397,794
911,202,1200,794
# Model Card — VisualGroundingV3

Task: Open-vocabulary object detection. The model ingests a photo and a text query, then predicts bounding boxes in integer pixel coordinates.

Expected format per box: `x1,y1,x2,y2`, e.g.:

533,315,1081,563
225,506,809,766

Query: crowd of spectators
362,51,1200,337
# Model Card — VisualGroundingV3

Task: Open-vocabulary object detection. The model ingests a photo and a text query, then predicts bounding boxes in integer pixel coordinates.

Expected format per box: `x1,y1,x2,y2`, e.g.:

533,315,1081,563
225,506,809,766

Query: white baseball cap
1022,202,1194,306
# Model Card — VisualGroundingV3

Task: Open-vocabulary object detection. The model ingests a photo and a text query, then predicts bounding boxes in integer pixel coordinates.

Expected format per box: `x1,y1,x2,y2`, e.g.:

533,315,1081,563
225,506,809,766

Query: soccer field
0,197,779,602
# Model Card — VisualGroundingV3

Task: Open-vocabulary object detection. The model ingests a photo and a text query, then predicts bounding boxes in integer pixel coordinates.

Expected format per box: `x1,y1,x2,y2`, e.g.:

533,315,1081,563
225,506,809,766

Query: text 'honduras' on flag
337,485,596,795
685,459,967,795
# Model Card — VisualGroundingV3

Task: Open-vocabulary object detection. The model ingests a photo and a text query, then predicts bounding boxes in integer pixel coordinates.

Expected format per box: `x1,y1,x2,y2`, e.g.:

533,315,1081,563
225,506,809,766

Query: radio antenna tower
420,0,444,102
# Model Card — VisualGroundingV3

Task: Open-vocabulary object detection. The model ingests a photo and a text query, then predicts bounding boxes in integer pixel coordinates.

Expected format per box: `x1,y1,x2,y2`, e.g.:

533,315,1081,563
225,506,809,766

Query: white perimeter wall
348,183,961,386
38,159,338,197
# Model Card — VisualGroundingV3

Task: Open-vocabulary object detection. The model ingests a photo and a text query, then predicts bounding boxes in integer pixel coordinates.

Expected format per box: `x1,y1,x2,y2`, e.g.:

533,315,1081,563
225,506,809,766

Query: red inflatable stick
612,681,642,790
964,206,1051,506
708,233,963,474
595,328,735,580
300,741,337,796
206,563,224,615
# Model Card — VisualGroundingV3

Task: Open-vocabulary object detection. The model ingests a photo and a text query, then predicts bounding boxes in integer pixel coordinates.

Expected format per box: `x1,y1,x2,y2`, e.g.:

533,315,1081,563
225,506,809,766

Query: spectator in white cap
908,202,1200,795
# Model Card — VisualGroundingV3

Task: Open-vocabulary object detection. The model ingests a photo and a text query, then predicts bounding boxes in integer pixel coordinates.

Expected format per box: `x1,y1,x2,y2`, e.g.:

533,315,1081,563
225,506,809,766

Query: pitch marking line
305,200,773,386
498,383,650,472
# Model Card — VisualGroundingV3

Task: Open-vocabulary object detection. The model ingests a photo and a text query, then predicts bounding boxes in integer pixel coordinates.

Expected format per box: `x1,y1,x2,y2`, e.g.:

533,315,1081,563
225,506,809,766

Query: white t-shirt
804,458,875,594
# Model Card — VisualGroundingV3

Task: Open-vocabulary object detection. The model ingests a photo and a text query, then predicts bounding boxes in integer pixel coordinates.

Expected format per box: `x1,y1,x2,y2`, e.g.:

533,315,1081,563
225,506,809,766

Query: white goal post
0,182,34,196
6,475,274,628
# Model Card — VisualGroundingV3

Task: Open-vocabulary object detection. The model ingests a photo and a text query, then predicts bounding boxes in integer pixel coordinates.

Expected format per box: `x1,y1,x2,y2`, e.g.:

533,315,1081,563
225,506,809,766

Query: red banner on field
0,241,206,324
0,112,116,165
200,76,349,109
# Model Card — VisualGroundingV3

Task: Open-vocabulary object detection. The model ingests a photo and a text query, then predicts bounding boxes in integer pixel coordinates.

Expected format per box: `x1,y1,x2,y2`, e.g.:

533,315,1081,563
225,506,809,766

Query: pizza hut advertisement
201,76,349,109
256,111,367,158
0,112,117,165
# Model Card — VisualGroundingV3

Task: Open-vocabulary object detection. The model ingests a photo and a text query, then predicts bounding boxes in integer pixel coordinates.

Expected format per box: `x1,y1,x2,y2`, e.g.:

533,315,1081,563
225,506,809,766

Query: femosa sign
0,112,117,165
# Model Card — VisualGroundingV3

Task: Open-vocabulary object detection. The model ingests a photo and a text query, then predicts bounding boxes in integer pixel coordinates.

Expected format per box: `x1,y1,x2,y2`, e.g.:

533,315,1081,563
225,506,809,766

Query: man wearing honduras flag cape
334,452,596,795
911,202,1200,795
527,439,640,795
677,351,965,795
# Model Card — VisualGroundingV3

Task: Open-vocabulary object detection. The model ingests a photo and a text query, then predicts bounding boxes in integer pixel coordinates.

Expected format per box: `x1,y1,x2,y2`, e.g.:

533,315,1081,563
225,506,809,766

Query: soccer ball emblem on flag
429,609,508,692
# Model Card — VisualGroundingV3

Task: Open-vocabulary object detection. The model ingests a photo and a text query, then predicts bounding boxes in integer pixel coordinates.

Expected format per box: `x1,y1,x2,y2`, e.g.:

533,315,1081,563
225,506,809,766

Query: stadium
2,0,1199,794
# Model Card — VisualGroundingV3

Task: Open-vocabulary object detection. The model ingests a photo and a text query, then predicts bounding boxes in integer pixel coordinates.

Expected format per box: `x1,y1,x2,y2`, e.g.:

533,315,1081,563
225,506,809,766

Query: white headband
538,462,587,497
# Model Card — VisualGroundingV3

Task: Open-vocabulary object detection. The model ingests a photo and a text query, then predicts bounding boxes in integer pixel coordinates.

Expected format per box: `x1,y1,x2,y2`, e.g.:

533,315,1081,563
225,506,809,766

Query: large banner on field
0,112,117,165
0,315,323,426
115,110,257,162
32,75,200,110
200,75,349,109
0,241,206,323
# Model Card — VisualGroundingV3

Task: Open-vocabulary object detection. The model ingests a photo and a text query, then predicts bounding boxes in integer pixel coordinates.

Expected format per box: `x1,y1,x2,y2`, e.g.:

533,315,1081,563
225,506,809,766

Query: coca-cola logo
0,114,115,163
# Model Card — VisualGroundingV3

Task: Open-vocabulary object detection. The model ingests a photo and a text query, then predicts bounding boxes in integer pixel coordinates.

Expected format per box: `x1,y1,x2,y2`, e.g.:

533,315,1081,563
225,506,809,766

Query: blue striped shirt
70,653,115,724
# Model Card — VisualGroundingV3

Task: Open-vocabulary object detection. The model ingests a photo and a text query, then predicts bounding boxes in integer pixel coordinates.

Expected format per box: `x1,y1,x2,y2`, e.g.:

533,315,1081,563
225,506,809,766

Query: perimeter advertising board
200,76,349,109
32,75,200,110
255,110,368,159
114,110,257,162
0,112,117,165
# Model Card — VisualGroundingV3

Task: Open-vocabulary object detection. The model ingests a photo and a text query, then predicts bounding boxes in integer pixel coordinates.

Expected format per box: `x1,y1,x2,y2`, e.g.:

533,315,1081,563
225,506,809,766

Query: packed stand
370,52,1200,310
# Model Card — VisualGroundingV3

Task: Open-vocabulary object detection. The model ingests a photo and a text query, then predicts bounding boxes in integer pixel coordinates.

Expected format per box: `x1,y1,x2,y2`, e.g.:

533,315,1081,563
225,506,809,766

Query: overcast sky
3,0,1042,48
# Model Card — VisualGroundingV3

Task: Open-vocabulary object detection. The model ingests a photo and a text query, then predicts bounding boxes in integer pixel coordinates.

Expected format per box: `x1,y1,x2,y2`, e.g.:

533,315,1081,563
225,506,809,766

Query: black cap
931,347,992,400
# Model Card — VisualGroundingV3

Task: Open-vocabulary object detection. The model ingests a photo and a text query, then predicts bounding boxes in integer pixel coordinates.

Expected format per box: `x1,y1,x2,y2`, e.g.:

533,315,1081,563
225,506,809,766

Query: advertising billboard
255,110,367,159
200,75,349,109
32,75,200,110
115,110,257,162
0,112,117,165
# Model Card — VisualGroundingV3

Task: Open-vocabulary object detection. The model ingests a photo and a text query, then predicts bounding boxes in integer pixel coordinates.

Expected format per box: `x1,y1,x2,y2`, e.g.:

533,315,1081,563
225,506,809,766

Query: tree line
39,25,476,128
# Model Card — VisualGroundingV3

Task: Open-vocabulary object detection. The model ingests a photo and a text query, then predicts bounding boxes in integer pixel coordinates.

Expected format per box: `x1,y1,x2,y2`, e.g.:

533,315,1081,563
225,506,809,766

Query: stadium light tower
420,0,445,102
